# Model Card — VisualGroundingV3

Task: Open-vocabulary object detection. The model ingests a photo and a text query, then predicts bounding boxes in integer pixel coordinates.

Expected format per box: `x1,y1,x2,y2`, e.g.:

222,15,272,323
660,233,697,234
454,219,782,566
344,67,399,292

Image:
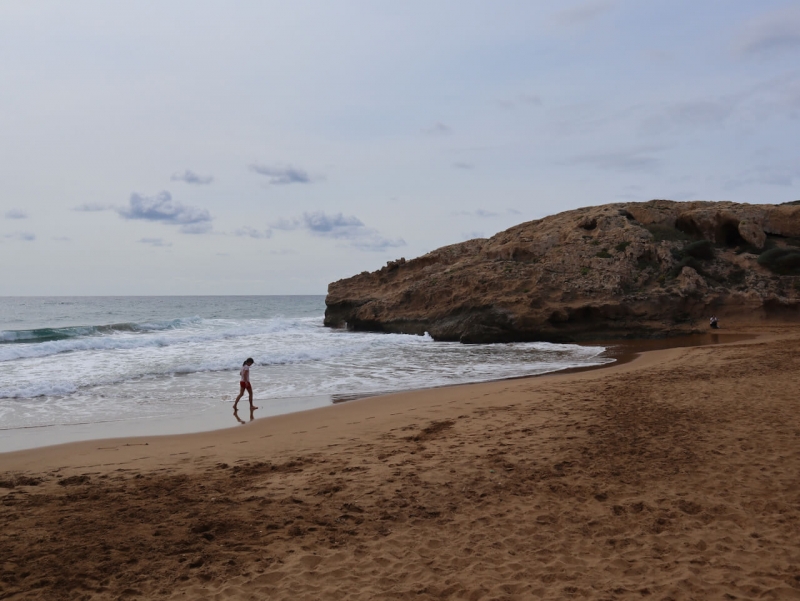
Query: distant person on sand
710,316,719,329
234,358,258,412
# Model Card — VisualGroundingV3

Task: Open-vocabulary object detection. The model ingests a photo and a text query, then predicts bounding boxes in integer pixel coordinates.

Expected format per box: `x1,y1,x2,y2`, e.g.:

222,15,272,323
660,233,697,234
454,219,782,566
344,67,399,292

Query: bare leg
249,391,258,411
234,387,244,411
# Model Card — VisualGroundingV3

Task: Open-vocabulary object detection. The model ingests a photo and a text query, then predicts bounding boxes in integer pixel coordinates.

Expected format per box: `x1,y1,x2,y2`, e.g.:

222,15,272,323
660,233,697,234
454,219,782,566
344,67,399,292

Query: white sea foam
0,297,613,432
0,317,310,362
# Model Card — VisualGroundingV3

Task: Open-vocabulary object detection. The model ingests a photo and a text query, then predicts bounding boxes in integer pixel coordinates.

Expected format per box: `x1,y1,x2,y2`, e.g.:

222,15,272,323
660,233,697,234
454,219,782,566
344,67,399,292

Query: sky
1,0,799,295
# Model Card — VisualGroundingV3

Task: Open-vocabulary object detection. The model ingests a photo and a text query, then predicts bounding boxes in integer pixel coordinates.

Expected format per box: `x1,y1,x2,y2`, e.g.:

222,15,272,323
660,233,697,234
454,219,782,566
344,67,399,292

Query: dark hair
243,357,254,365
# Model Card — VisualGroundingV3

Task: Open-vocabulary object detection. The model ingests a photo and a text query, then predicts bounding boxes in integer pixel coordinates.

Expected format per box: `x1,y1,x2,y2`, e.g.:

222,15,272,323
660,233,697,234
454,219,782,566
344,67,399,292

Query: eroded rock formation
325,200,800,342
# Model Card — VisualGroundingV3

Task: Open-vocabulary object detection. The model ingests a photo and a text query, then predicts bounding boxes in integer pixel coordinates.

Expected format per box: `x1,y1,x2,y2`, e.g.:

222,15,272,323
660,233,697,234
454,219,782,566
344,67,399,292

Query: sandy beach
2,323,799,600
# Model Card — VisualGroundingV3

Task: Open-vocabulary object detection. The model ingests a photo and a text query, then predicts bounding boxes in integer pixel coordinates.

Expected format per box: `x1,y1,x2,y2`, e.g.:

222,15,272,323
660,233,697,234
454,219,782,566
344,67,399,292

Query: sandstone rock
325,200,800,342
764,204,800,238
677,266,707,294
738,219,766,249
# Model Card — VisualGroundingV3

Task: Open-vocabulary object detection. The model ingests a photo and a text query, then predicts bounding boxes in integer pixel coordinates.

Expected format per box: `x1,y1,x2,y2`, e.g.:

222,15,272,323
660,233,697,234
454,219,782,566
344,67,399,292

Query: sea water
0,296,612,450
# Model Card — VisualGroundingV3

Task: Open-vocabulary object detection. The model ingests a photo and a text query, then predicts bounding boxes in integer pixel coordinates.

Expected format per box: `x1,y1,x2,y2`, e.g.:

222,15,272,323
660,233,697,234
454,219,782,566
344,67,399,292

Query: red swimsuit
240,364,252,393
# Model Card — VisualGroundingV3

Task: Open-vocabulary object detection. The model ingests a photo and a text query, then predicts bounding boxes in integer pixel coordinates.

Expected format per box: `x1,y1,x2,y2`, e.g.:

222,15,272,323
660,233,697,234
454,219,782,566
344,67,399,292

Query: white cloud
565,146,665,172
171,170,214,185
72,203,114,212
271,211,404,251
119,191,212,234
249,163,313,185
139,237,172,247
235,227,273,239
5,209,27,219
454,209,499,218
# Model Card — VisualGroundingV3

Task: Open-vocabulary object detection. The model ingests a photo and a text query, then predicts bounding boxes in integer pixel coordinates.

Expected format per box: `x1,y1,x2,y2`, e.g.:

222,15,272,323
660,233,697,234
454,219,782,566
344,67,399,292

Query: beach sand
1,323,799,600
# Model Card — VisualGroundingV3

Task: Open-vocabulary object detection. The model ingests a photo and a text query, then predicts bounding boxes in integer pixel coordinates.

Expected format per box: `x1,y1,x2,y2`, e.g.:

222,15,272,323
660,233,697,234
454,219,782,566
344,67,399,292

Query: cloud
351,235,406,252
235,227,273,239
52,236,71,242
5,209,27,219
270,216,302,231
641,100,734,134
554,0,617,25
453,209,501,218
272,212,364,238
423,122,453,135
118,191,212,234
271,211,405,252
139,237,172,247
305,212,365,236
737,7,800,56
249,163,313,185
452,161,474,170
171,170,214,185
73,202,114,212
565,146,664,172
4,232,35,241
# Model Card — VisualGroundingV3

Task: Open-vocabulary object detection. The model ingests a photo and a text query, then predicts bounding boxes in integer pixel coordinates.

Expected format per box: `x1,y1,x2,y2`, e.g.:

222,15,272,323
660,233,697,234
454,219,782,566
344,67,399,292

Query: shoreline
0,329,769,471
2,322,799,600
0,332,753,456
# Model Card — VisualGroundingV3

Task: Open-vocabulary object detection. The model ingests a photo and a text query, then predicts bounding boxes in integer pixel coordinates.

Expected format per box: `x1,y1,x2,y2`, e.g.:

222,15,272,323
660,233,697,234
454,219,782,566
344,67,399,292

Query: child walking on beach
234,358,258,412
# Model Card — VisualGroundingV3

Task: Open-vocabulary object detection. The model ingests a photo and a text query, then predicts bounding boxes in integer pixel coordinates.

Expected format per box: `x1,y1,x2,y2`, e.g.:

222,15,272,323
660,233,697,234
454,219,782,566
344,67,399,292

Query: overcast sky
1,1,799,295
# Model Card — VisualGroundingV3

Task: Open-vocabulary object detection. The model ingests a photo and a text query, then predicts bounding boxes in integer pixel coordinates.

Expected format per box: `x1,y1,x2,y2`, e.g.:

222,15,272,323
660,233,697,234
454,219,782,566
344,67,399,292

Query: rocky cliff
325,200,800,342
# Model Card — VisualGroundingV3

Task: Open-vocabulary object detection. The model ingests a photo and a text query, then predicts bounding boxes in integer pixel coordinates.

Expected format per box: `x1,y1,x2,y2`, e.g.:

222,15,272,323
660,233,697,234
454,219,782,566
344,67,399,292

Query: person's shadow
233,406,257,424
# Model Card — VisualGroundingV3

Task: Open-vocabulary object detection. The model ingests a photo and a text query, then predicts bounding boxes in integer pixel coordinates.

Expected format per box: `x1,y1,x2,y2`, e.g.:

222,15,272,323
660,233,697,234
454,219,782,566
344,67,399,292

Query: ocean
0,296,612,451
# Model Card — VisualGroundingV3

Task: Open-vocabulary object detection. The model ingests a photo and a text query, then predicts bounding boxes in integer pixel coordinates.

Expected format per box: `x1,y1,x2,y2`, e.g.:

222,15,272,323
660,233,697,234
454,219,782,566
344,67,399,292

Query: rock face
325,200,800,343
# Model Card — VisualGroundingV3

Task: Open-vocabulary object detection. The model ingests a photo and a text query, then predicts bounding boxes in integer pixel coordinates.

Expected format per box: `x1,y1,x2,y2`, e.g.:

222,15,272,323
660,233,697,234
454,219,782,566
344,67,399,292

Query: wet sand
1,323,799,600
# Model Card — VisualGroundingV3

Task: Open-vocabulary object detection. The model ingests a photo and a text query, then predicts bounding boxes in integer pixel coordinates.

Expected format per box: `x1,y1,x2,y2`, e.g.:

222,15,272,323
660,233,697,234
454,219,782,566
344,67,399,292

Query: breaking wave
0,317,202,344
